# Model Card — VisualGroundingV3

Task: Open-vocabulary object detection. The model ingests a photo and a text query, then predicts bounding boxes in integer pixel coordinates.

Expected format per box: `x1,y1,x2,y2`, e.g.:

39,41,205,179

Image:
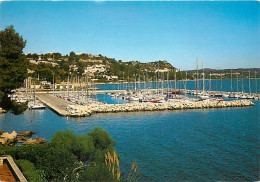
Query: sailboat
28,80,46,110
198,59,210,100
229,70,237,98
247,71,254,99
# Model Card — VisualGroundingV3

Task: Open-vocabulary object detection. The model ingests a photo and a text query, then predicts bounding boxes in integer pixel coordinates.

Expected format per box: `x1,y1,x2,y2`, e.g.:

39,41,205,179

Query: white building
84,64,106,73
155,68,171,73
103,75,118,81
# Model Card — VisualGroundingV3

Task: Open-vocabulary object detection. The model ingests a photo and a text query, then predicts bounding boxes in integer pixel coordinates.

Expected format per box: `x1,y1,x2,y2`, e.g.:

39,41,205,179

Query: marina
0,1,259,180
9,78,259,117
21,88,258,117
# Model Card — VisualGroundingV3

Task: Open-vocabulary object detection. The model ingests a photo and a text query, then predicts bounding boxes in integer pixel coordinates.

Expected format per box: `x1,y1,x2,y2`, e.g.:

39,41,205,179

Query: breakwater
66,99,255,117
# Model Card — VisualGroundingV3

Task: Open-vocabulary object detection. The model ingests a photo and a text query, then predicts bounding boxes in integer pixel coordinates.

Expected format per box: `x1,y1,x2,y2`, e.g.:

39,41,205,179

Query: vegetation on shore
0,127,133,181
26,52,189,83
0,26,28,114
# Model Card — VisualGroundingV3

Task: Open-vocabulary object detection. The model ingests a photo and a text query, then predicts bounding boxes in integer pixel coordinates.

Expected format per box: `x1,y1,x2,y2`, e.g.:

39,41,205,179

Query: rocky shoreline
66,99,255,117
0,130,47,146
0,107,7,114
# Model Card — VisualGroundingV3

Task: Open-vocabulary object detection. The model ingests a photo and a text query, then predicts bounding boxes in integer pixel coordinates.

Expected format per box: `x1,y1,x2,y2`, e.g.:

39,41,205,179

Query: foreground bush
15,159,45,182
0,127,118,181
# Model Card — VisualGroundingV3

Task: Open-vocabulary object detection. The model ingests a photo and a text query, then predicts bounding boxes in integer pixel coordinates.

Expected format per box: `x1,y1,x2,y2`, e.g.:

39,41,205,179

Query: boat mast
91,79,94,103
196,57,198,99
202,58,205,93
123,72,125,90
77,75,80,100
67,76,69,97
178,69,181,93
34,80,36,104
144,73,146,91
134,75,137,91
161,72,164,94
167,71,169,95
139,75,141,91
30,77,32,100
63,79,65,97
185,69,187,97
127,76,129,90
174,69,177,91
242,72,244,93
53,72,55,95
220,73,223,91
231,70,233,93
255,71,257,94
249,71,251,94
87,75,89,103
209,72,211,91
237,74,239,93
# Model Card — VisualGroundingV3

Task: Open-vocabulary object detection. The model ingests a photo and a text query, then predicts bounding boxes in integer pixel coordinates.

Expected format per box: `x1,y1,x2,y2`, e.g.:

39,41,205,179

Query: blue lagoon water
0,99,259,181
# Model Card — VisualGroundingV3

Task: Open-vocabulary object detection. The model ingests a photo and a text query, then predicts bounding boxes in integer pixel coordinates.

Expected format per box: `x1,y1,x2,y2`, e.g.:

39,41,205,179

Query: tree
0,25,27,93
32,53,38,60
69,51,77,62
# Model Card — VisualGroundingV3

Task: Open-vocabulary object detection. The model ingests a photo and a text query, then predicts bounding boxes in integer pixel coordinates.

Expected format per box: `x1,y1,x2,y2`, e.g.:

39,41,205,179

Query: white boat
199,95,210,100
28,102,46,110
129,96,139,101
246,95,254,99
214,93,222,97
222,94,229,98
229,94,236,98
28,81,46,110
240,95,247,99
253,96,259,100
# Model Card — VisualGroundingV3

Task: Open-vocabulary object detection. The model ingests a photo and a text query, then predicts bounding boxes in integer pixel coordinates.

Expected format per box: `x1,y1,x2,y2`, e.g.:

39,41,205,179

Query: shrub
36,147,78,181
50,129,95,161
78,165,114,181
16,159,46,182
88,127,116,151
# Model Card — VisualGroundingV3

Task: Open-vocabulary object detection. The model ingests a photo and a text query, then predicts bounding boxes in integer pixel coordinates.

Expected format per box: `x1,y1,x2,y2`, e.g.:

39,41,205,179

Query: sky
0,1,259,70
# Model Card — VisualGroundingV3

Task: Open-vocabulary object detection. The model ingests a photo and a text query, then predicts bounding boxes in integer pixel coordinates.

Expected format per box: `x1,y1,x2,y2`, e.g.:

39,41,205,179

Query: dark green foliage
78,165,114,181
0,94,27,115
0,25,27,93
16,159,46,182
36,148,78,181
0,25,28,114
88,127,116,164
0,25,26,59
0,144,50,164
50,129,95,161
0,56,28,93
0,128,118,181
11,101,28,115
88,127,116,150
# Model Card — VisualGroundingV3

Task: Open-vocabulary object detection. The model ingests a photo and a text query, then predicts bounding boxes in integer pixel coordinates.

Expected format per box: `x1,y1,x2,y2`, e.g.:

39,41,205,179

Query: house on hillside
84,64,106,73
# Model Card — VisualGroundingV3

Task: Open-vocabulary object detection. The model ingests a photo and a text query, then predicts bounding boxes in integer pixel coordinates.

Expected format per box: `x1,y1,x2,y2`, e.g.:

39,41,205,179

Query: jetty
31,89,257,117
37,94,73,116
66,99,255,117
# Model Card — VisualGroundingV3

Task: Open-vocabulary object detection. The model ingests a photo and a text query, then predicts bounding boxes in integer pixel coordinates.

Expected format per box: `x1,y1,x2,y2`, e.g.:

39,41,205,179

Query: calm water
0,99,259,181
96,79,260,94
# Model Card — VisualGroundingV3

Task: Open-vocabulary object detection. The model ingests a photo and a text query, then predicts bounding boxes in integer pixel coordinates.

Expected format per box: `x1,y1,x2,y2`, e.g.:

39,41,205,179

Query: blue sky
0,1,259,70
